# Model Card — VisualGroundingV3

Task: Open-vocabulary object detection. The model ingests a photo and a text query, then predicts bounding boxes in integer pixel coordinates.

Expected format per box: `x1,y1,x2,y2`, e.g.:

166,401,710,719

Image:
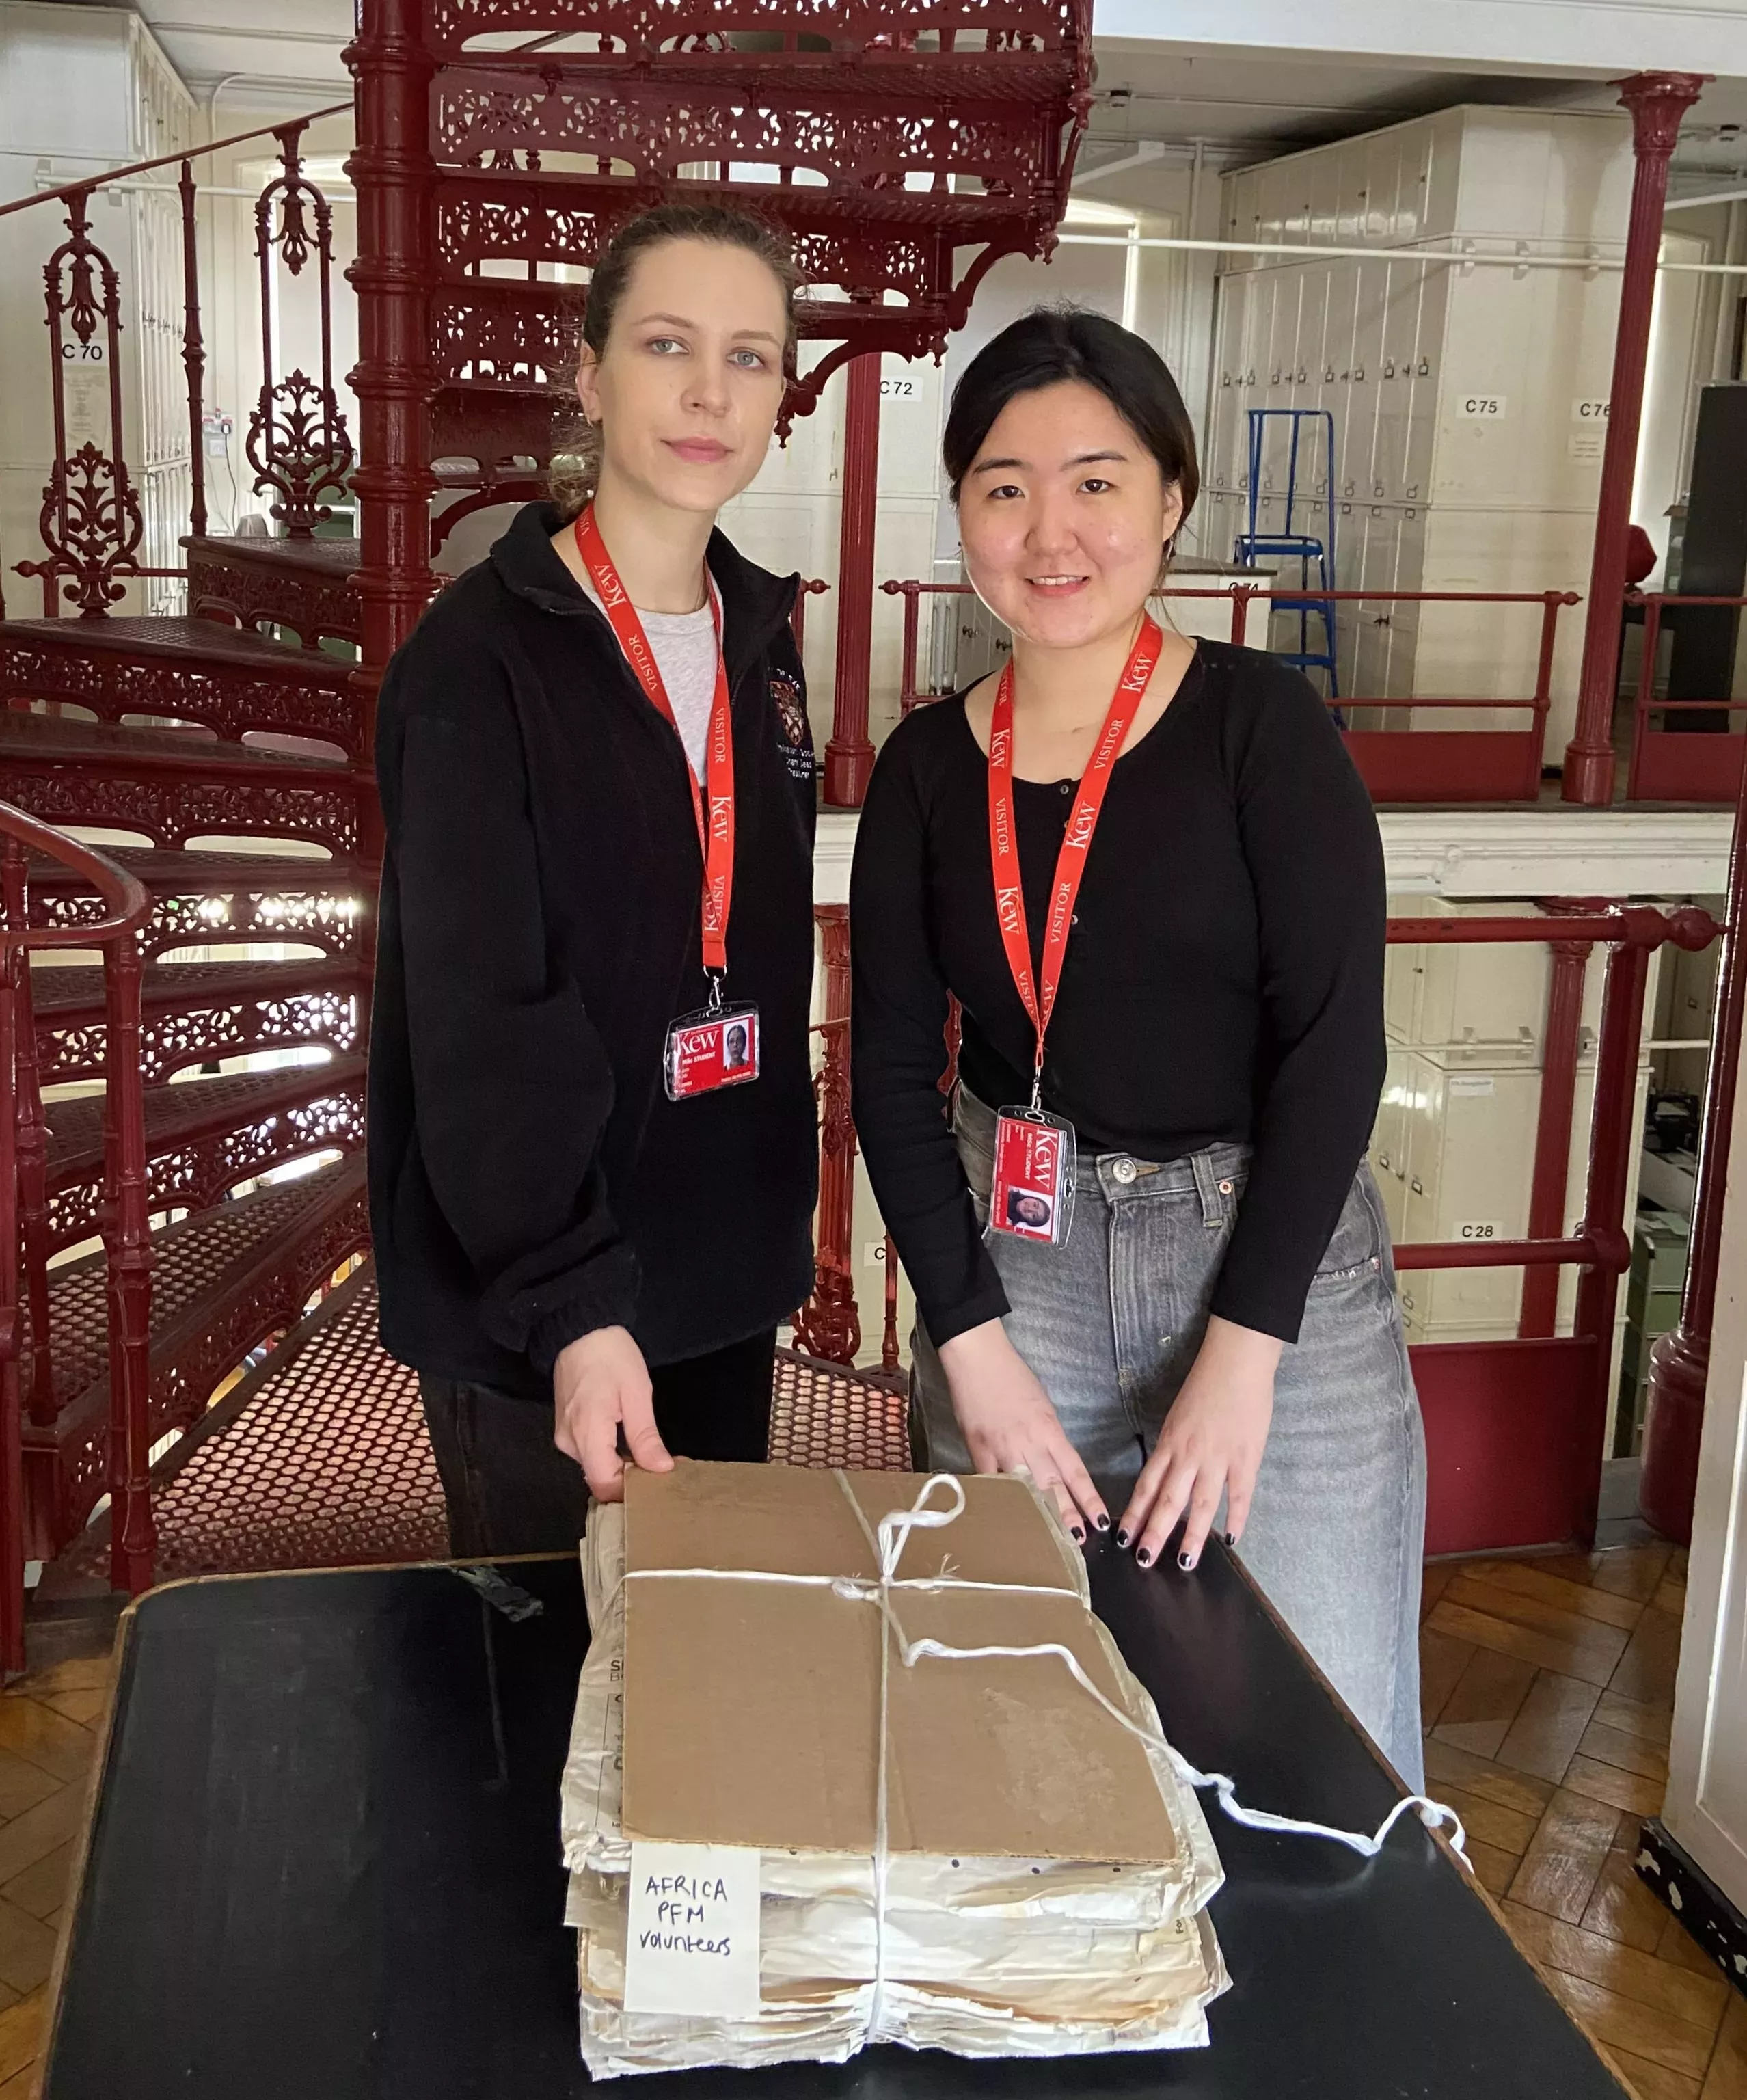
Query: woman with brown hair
368,204,819,1552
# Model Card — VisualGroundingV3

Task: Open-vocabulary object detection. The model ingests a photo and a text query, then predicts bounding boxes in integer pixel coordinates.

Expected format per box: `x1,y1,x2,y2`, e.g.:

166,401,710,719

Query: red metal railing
1,804,153,1674
1625,591,1747,804
881,578,1580,804
801,898,1723,1556
790,904,908,1379
2,103,355,621
791,576,829,661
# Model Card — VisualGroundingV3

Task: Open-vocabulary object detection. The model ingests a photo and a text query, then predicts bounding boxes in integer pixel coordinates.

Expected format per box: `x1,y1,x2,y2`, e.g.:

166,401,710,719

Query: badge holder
664,975,761,1103
988,1076,1076,1248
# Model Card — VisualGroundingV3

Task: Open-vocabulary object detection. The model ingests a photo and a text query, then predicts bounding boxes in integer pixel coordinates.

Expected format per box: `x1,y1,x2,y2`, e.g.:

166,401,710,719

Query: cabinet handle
1411,1178,1424,1195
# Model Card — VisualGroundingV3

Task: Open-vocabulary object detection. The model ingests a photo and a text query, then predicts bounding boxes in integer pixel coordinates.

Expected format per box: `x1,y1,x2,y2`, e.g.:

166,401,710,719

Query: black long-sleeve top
849,640,1386,1349
368,502,819,1399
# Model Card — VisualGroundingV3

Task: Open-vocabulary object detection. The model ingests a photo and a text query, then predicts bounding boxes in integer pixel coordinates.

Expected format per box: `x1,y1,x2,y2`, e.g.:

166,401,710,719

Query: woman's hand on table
1120,1315,1282,1572
553,1325,673,1502
938,1319,1109,1542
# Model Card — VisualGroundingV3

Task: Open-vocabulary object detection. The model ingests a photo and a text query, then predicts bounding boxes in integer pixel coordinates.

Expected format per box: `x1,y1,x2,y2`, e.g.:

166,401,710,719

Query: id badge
989,1107,1076,1247
664,1003,761,1102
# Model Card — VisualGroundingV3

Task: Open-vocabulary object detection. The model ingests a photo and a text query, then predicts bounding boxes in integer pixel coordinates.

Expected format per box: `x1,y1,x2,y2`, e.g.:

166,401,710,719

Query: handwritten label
1568,431,1603,463
623,1843,761,2017
1448,1073,1495,1098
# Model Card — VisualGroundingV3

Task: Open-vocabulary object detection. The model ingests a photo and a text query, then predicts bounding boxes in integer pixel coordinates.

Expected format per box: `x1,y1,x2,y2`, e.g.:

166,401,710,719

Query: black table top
44,1538,1628,2099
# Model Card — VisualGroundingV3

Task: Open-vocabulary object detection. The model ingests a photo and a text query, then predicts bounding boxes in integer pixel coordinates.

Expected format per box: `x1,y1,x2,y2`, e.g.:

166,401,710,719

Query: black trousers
418,1328,777,1557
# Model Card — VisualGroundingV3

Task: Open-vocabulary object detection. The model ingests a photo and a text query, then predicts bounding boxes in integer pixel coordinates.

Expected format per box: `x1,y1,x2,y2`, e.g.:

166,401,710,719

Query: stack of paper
560,1462,1228,2078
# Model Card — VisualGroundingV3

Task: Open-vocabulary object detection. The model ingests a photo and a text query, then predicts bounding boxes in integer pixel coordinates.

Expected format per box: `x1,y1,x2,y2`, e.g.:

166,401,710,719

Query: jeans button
1111,1157,1138,1185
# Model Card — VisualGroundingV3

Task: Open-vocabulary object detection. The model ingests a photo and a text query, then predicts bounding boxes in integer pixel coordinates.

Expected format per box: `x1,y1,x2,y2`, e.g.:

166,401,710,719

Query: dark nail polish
1178,1550,1196,1572
1070,1526,1085,1544
1095,1513,1111,1533
1222,1531,1236,1548
1135,1547,1151,1567
1115,1529,1130,1548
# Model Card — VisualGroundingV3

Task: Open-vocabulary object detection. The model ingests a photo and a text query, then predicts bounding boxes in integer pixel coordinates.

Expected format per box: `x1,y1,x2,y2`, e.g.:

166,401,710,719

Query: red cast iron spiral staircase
0,0,1093,1665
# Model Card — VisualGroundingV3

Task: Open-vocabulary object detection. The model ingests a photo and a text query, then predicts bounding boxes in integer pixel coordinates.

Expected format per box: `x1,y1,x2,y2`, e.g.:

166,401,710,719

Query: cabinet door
1370,1049,1413,1241
1364,131,1402,245
1417,917,1550,1055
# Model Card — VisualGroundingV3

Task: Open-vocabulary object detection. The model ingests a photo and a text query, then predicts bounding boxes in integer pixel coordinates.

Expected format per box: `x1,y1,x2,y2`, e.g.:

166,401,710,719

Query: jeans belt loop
1190,1147,1224,1230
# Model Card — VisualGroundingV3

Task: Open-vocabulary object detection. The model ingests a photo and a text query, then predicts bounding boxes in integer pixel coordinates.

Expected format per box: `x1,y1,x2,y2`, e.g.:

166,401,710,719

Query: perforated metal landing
769,1347,912,1472
55,1265,912,1587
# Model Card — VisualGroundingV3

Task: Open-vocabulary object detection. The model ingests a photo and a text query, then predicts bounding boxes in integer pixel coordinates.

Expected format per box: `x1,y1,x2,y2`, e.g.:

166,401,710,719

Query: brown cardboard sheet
621,1462,1178,1864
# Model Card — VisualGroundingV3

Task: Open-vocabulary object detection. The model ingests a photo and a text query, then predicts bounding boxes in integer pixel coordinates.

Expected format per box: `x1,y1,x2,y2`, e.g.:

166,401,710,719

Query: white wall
1664,1016,1747,1926
1090,0,1747,78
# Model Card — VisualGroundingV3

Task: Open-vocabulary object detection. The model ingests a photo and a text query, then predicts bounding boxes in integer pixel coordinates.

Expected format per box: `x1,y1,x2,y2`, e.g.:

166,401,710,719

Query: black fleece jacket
368,502,818,1400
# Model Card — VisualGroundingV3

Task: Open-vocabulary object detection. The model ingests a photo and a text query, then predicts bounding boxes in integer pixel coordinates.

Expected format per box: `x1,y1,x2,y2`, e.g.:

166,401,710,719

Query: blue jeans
912,1088,1427,1792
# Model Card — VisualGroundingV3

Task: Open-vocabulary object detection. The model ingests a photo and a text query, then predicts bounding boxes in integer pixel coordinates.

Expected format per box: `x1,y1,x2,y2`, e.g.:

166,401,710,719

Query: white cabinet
1369,904,1658,1347
1214,106,1630,735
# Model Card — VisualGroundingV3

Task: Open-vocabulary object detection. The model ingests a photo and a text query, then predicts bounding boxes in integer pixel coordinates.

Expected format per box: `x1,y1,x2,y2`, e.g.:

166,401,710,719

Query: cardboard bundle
561,1461,1228,2077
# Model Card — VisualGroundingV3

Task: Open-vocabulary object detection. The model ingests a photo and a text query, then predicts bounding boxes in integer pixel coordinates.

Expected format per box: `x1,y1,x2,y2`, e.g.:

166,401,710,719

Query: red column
344,0,434,1045
824,353,882,808
792,905,861,1365
1573,935,1653,1547
344,0,435,836
1562,72,1706,806
1520,932,1594,1338
1641,770,1747,1540
105,934,156,1596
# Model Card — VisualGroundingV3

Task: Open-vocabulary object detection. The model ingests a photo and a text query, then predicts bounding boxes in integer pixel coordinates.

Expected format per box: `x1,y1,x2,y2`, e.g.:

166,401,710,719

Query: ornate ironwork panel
46,1083,366,1254
0,631,362,757
14,190,145,616
184,543,363,653
31,873,362,962
422,0,1079,58
0,760,360,857
433,73,1064,191
36,976,360,1086
245,122,356,536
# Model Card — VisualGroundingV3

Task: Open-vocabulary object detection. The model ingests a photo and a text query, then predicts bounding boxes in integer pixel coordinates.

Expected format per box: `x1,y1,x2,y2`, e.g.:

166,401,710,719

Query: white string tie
623,1471,1470,2043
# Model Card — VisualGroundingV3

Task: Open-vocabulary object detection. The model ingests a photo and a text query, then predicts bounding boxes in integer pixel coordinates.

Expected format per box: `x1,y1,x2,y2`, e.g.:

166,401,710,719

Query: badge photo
665,1004,761,1102
989,1108,1076,1246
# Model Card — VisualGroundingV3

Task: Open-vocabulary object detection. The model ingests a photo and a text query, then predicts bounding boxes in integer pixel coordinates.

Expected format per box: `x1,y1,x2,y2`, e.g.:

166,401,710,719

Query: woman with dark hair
850,306,1425,1785
368,204,819,1552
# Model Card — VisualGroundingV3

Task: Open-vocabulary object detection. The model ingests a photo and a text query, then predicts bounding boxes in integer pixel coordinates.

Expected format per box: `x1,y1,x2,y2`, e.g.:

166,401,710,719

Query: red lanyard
986,614,1163,1101
575,504,735,978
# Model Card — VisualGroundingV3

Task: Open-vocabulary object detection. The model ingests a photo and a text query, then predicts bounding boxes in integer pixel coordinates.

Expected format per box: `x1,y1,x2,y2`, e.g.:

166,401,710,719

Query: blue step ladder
1233,407,1339,699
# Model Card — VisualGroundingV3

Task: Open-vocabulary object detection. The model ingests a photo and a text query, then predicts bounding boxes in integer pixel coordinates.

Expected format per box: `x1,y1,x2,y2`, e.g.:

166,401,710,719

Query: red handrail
0,804,152,1675
0,104,352,221
878,578,1580,742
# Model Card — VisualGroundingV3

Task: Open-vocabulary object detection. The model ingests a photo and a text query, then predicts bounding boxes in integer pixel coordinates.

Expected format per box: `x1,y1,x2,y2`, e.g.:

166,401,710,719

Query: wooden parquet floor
0,1550,1736,2096
1422,1542,1746,2099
